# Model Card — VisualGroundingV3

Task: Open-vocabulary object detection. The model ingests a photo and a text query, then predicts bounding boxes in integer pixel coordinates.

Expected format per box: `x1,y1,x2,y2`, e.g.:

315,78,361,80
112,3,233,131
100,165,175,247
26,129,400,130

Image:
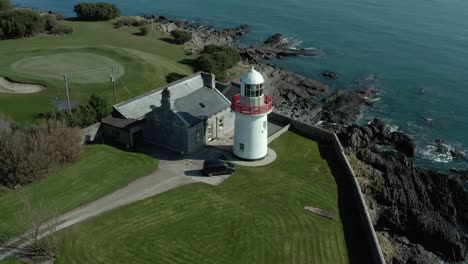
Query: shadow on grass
165,72,188,83
64,17,105,22
318,143,373,264
160,37,180,44
132,32,147,37
178,58,197,71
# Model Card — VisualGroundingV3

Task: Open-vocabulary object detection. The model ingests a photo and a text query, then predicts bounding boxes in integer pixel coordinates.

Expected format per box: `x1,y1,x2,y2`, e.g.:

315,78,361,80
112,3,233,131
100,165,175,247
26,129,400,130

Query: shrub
170,30,192,44
0,0,12,11
0,120,82,188
0,9,45,39
73,2,121,21
202,45,240,67
87,94,109,121
193,45,240,81
113,17,148,28
50,24,73,35
37,94,110,128
43,15,58,31
139,26,149,36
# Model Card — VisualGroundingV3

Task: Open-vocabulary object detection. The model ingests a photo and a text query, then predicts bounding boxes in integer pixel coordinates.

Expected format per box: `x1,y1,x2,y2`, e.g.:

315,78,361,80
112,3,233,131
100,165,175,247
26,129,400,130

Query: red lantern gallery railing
231,94,273,115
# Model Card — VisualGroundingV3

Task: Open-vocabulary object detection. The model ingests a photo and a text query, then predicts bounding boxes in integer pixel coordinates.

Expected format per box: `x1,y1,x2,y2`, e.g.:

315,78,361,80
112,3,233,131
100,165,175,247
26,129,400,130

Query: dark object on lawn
203,159,235,176
304,205,336,219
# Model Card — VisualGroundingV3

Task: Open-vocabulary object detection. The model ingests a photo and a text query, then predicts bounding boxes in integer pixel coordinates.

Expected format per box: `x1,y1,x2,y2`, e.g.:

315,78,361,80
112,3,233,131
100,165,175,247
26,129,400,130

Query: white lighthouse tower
232,66,273,160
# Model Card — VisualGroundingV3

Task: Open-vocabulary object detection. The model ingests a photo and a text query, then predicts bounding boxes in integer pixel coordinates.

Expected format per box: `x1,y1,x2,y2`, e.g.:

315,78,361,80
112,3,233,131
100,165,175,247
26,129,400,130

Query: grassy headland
0,20,194,122
55,132,349,264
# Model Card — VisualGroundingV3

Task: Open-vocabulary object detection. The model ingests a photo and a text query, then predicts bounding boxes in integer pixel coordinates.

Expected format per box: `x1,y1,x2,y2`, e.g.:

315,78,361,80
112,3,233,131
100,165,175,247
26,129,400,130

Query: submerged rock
322,71,338,79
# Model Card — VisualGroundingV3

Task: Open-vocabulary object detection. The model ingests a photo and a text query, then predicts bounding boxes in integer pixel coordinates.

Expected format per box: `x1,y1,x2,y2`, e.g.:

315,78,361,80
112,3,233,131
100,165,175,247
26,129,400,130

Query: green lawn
56,132,349,264
0,145,159,239
0,257,23,264
0,20,194,122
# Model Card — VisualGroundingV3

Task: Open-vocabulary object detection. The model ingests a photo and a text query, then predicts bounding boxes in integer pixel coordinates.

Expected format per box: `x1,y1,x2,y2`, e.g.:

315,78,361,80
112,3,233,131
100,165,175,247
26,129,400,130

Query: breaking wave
419,145,453,163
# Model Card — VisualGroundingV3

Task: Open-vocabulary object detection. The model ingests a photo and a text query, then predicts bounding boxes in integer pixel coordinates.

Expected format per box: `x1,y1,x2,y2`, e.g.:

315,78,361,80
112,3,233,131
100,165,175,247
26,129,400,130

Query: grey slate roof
220,82,241,100
114,73,206,120
102,117,138,128
112,72,231,126
174,87,231,126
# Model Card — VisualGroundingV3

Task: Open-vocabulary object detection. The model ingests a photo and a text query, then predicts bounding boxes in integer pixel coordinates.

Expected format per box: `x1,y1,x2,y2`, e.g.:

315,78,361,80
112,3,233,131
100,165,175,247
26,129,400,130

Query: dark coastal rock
450,148,466,160
391,236,440,264
338,120,468,262
263,33,286,48
239,33,320,62
320,88,378,126
434,139,466,160
387,131,416,158
437,143,449,154
322,71,338,79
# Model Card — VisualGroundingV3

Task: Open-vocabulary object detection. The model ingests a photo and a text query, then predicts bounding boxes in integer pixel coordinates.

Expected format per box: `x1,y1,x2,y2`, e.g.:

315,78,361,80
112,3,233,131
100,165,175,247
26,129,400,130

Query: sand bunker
0,77,45,94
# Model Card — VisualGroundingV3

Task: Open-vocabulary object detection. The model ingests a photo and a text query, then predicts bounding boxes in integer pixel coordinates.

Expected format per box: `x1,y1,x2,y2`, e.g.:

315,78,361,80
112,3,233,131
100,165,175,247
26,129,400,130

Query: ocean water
12,0,468,171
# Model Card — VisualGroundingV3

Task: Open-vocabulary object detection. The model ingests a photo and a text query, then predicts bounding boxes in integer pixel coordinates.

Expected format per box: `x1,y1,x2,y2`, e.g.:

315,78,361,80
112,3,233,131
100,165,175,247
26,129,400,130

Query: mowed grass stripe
0,145,159,239
54,132,349,263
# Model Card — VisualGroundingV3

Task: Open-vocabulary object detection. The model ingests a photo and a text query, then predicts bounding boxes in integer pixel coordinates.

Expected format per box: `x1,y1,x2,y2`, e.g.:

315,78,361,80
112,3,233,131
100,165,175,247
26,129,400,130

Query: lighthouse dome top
240,66,264,85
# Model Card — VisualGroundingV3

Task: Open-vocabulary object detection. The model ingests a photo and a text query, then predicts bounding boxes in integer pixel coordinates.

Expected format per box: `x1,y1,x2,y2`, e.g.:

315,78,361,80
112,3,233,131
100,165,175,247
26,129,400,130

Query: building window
196,130,202,144
154,114,160,122
112,129,120,137
240,143,245,152
219,117,224,129
173,120,181,127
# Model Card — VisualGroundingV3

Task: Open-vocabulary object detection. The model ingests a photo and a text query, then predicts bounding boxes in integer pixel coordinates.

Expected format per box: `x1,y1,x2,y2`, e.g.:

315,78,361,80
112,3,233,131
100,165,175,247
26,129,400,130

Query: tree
193,45,240,81
88,94,109,121
0,193,62,262
170,30,192,44
73,2,121,21
0,120,82,188
0,0,12,11
0,9,45,39
139,26,149,36
37,94,110,128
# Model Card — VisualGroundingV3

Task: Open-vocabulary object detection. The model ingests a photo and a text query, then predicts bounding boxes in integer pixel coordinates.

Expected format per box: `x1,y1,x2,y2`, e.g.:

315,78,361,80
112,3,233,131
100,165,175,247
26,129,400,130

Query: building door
207,125,213,142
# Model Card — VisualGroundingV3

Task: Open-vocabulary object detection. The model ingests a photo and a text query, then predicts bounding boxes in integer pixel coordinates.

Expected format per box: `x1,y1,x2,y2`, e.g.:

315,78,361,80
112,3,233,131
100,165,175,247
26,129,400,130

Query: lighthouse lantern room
231,66,273,160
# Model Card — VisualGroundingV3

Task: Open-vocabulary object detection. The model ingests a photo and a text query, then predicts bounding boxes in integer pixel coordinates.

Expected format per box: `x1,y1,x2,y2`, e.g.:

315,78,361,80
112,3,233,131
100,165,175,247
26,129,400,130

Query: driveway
0,146,230,260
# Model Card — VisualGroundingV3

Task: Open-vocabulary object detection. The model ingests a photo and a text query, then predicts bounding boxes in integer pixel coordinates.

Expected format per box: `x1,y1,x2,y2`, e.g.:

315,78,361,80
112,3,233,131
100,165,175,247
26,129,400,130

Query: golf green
11,52,125,83
0,20,194,122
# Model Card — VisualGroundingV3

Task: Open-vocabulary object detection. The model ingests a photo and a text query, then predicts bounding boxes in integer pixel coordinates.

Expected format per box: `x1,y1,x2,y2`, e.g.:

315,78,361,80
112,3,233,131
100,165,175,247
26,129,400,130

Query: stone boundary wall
268,123,290,144
269,112,386,264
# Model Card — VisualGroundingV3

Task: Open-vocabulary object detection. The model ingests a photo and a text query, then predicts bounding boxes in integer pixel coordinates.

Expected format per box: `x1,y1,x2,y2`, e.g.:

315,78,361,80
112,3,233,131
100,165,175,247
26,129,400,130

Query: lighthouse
231,66,273,160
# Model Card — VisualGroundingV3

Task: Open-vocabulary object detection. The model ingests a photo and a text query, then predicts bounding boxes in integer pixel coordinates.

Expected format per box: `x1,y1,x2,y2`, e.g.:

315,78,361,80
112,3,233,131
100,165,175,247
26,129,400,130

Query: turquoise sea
13,0,468,170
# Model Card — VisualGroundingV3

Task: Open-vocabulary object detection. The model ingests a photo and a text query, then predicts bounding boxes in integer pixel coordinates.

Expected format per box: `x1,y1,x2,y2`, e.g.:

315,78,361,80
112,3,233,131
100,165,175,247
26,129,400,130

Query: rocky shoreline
150,16,468,263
